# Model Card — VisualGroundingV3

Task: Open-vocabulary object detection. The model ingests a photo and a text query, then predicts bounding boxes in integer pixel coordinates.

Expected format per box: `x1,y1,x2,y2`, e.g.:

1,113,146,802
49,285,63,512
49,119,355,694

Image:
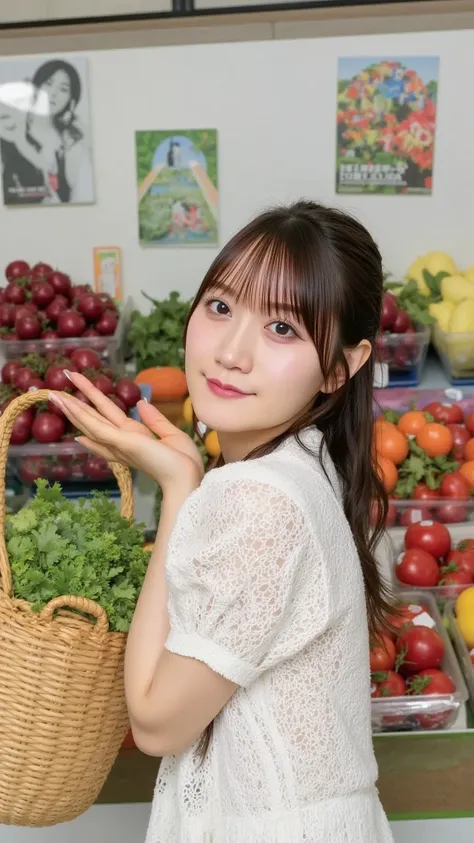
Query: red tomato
386,603,434,638
386,501,396,528
447,424,471,460
446,550,474,580
424,402,464,425
395,548,439,587
370,634,396,672
410,668,455,695
408,668,456,728
396,626,445,676
458,538,474,551
439,471,471,499
465,412,474,436
457,550,474,579
435,502,468,524
371,670,406,698
399,507,430,527
404,520,451,560
438,568,472,587
413,483,440,501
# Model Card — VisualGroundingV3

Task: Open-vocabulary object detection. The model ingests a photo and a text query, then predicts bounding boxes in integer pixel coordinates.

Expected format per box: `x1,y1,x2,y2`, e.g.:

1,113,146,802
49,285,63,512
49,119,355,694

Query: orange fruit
398,411,427,437
416,423,453,458
464,439,474,462
376,455,398,493
375,424,408,465
459,460,474,489
204,430,221,457
135,366,187,402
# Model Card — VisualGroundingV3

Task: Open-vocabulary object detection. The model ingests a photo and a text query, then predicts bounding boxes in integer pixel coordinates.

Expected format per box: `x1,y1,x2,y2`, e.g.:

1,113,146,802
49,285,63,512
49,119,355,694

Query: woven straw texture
0,391,133,827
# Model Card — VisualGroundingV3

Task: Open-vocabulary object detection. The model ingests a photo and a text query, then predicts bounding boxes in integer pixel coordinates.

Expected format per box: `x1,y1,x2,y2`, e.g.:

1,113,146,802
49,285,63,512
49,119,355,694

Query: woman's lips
206,378,252,399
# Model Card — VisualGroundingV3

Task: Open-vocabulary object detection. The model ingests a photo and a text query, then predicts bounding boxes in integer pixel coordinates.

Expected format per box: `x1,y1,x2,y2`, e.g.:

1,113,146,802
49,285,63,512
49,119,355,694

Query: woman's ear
346,339,372,379
321,340,372,394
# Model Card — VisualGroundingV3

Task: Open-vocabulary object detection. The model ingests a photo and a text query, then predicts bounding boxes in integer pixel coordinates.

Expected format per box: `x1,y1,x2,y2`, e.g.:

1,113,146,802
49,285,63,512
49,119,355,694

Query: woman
51,201,394,843
0,59,93,204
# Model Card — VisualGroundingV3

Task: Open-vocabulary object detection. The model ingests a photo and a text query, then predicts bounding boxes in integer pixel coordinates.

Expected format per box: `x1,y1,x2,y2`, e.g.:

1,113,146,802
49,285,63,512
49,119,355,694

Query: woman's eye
208,299,230,316
268,321,296,338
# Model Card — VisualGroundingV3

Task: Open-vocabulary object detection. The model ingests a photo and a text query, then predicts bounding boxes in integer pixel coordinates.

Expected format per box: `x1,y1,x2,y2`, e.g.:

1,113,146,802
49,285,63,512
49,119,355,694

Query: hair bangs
201,233,304,322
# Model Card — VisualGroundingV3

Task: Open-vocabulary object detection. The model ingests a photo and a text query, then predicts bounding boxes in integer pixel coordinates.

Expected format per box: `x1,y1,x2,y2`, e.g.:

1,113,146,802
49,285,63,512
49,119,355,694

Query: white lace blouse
145,429,394,843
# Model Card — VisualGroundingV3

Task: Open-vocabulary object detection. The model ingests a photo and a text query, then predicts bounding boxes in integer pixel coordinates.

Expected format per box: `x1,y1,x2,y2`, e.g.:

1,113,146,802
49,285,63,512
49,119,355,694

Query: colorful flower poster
336,57,439,195
135,129,218,246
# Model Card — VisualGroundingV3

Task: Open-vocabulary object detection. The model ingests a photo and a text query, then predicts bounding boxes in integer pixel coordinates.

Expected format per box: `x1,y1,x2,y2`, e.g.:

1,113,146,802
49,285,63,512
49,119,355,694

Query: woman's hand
49,371,204,492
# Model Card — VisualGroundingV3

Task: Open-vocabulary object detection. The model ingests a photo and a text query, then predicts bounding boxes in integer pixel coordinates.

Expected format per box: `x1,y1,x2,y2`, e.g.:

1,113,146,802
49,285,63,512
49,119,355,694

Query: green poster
135,129,218,246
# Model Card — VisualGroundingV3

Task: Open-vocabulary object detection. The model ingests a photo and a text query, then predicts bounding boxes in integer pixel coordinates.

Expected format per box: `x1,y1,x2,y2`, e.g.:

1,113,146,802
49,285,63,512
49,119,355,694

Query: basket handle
40,595,109,634
0,389,134,597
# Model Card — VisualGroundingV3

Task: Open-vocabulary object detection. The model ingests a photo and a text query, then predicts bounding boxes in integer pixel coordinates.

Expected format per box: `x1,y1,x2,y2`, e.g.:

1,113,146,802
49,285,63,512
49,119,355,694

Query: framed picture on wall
0,56,95,206
336,56,439,195
135,129,218,246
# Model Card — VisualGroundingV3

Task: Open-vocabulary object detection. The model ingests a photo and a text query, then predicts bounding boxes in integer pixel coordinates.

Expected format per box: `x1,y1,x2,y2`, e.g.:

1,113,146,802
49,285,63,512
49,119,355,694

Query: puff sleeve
164,473,329,687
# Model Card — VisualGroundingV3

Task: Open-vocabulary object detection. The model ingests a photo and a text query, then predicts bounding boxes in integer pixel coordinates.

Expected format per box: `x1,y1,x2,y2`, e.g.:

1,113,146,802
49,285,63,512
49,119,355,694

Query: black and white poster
0,56,94,206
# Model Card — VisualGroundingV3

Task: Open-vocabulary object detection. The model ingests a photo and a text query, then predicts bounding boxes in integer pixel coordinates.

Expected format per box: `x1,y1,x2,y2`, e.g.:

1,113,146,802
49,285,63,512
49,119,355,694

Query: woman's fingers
138,400,182,439
64,370,128,426
75,435,124,465
50,392,122,444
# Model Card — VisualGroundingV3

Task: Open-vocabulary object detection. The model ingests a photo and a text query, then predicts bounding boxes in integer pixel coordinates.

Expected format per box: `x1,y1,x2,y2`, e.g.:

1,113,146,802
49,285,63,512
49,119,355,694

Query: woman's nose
215,324,253,373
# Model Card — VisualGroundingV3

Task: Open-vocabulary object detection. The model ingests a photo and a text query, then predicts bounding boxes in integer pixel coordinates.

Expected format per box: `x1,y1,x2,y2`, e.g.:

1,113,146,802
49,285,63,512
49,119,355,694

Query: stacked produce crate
0,260,141,496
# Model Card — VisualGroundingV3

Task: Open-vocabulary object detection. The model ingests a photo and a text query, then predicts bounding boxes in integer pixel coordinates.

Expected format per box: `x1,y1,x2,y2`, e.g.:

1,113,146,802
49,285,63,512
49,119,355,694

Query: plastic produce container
0,298,133,372
374,386,474,415
6,383,152,489
387,498,474,530
385,522,474,603
432,322,474,385
446,602,474,709
371,591,468,733
376,325,430,387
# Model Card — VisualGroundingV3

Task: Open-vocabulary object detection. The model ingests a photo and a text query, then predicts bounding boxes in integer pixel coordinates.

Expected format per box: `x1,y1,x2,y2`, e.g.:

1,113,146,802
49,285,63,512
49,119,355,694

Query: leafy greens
6,480,150,632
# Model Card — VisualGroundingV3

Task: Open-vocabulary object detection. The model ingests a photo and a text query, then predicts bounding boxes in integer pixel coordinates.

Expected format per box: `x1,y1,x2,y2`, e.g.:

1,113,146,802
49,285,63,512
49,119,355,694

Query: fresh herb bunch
6,480,150,632
127,291,192,372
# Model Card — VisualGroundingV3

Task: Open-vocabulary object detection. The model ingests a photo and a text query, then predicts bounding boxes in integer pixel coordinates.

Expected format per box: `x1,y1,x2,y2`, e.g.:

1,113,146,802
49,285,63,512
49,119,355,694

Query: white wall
0,28,472,311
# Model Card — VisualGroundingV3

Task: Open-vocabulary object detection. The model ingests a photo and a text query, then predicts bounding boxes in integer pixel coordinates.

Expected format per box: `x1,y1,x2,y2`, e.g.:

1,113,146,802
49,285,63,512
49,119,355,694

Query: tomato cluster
0,260,119,343
374,402,474,527
371,602,456,731
1,349,141,453
395,522,474,595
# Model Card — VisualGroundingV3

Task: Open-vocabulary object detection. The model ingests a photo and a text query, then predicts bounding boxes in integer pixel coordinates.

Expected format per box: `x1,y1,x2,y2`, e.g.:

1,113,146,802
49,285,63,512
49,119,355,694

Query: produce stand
97,726,474,820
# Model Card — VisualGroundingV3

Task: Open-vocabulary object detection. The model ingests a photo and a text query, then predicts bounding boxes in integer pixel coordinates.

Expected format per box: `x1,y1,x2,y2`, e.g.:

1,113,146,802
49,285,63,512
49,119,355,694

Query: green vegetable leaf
5,481,151,632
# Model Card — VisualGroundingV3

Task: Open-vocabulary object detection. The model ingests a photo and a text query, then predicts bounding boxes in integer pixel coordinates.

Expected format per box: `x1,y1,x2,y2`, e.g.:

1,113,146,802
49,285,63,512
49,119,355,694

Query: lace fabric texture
145,431,394,843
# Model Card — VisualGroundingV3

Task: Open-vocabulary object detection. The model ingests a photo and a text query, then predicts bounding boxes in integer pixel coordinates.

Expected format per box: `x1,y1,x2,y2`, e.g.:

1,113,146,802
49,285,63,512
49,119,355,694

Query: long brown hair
185,200,391,756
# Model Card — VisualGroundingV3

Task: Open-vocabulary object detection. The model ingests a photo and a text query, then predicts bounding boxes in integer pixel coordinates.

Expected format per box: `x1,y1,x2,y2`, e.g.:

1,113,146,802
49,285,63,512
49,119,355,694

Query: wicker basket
0,390,133,827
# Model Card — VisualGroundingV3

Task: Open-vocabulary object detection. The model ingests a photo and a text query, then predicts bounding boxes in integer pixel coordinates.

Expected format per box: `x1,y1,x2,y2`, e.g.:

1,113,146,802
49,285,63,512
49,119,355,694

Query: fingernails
63,370,73,381
142,396,149,403
48,392,64,407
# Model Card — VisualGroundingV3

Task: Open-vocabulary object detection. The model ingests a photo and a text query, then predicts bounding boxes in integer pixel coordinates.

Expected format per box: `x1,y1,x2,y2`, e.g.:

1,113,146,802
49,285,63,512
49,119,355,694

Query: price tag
373,363,389,389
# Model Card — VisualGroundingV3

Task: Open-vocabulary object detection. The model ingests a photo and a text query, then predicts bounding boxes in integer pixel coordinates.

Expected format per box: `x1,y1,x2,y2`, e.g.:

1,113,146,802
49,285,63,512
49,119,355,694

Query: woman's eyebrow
208,282,295,314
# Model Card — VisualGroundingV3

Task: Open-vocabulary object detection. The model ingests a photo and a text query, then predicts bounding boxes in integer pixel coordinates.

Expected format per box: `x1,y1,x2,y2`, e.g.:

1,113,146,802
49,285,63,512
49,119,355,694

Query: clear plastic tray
6,383,151,487
0,298,133,371
374,387,474,415
387,498,474,529
445,602,474,709
371,590,468,732
432,323,474,384
376,325,430,386
387,523,474,602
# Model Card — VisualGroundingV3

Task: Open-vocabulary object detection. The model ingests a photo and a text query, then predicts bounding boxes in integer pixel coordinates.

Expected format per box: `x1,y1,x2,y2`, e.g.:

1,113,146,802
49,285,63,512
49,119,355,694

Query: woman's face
41,70,72,116
185,286,324,446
